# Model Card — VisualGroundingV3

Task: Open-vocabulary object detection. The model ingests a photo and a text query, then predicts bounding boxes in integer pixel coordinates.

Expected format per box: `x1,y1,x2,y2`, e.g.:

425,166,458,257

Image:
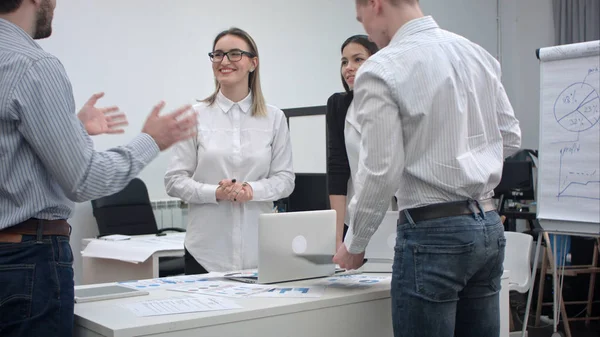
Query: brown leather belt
399,199,497,225
0,219,71,243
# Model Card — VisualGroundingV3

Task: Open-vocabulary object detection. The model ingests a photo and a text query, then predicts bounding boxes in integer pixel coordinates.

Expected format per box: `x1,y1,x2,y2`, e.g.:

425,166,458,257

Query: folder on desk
74,285,149,303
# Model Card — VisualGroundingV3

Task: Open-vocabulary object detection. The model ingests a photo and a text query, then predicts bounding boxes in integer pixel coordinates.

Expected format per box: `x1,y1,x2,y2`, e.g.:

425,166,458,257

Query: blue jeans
0,234,74,337
391,206,506,337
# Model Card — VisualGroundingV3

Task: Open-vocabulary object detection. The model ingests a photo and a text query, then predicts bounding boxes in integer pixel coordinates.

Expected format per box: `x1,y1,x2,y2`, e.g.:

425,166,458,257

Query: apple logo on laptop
292,235,307,254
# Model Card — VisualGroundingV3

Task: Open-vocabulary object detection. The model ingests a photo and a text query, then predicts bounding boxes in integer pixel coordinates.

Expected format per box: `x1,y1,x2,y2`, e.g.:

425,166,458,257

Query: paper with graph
250,286,326,298
537,40,600,226
168,281,274,298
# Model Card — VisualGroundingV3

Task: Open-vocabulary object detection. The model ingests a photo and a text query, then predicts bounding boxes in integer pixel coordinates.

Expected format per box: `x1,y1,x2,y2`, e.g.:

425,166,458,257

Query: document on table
99,234,131,241
169,281,273,298
250,286,326,298
320,274,390,289
81,233,185,263
124,296,241,317
119,273,224,290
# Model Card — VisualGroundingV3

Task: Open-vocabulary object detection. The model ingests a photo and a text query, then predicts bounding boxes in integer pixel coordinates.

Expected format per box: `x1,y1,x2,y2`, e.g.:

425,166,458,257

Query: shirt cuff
344,231,369,254
199,184,218,204
246,181,264,201
128,133,160,165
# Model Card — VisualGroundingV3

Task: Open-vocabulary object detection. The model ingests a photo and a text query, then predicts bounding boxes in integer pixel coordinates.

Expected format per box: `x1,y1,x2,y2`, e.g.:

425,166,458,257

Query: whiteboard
289,115,326,174
537,40,600,235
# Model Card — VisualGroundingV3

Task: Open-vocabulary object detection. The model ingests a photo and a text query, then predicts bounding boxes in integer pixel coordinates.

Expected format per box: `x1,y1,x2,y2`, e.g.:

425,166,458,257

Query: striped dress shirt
0,18,159,229
344,16,522,253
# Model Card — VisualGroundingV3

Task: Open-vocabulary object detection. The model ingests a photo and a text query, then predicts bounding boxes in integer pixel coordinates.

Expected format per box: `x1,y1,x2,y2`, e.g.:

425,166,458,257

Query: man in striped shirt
333,1,521,336
0,1,198,336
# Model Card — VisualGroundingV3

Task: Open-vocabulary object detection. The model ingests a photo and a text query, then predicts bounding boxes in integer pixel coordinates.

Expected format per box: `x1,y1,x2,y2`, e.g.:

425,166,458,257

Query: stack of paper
81,233,185,263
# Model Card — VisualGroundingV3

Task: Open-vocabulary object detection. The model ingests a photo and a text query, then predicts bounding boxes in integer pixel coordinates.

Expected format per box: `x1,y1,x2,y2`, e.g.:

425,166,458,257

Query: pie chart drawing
554,83,600,132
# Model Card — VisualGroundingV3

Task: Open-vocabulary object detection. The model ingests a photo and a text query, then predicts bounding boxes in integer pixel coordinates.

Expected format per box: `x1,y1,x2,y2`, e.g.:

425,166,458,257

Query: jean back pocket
0,264,35,326
414,242,475,302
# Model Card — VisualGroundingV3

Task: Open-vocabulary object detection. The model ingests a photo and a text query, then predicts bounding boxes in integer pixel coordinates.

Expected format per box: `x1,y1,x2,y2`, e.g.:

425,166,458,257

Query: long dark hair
340,35,379,92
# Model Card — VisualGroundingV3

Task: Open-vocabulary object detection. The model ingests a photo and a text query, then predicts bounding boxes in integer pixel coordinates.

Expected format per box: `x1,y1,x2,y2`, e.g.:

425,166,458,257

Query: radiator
149,199,188,230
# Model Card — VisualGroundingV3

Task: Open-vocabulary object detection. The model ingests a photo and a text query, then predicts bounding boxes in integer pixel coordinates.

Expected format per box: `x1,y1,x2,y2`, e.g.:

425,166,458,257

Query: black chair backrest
91,178,159,236
287,173,329,211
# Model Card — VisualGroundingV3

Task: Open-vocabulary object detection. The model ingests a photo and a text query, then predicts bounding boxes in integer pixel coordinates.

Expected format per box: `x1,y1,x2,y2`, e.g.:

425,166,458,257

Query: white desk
74,274,394,337
74,272,510,337
81,234,184,285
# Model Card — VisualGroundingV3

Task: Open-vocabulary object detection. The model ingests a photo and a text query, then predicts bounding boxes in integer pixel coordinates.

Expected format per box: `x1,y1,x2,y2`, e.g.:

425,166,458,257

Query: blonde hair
202,27,267,117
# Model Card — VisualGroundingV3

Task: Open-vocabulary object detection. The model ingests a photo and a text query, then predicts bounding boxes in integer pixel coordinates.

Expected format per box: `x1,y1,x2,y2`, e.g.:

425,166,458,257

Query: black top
326,91,353,195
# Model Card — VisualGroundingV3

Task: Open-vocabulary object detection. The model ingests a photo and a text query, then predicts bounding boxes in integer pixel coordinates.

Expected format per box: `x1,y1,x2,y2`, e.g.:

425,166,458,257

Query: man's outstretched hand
78,92,129,135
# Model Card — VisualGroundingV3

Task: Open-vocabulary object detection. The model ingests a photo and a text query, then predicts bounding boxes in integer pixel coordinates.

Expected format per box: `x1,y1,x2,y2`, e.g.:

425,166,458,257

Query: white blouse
164,91,295,272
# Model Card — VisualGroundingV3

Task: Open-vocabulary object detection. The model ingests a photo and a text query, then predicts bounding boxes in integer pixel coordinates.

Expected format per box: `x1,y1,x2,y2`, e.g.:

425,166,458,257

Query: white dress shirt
345,16,522,254
164,91,295,271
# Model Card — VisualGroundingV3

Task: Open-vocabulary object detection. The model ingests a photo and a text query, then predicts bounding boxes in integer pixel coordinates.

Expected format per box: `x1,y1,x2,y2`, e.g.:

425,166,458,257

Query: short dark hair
0,0,23,14
340,35,379,92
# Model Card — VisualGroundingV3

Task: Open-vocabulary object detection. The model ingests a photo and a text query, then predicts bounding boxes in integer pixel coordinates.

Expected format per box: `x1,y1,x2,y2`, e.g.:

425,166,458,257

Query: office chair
504,231,535,331
91,178,185,277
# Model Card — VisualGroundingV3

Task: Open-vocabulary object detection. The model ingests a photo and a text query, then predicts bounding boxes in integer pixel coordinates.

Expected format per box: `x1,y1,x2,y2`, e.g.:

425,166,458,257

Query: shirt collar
216,90,253,114
391,16,439,43
0,18,42,50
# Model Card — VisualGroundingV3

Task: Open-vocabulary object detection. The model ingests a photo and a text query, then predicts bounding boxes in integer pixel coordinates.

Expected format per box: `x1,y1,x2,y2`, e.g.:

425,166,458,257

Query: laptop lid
256,210,336,284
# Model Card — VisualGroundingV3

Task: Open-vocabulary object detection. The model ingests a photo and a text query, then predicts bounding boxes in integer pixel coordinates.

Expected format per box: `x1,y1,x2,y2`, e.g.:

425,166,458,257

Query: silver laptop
225,210,336,284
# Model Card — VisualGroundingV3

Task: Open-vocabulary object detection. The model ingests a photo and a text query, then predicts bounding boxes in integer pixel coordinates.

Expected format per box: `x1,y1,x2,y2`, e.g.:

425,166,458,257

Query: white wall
421,0,499,57
500,0,556,150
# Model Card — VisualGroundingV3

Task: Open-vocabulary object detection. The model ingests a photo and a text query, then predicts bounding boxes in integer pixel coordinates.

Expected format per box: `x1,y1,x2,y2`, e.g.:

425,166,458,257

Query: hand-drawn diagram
557,143,599,200
553,70,600,201
554,83,599,132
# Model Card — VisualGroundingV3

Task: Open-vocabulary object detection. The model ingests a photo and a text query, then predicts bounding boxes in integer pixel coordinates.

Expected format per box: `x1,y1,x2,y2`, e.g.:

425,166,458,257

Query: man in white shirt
332,1,521,336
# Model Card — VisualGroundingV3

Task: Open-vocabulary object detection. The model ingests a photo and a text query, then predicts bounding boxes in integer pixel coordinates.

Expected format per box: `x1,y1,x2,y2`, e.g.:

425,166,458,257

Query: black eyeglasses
208,49,255,63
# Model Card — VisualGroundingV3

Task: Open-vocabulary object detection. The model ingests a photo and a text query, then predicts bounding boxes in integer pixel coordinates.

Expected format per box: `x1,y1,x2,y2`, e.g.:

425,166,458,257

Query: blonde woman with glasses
165,27,295,274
